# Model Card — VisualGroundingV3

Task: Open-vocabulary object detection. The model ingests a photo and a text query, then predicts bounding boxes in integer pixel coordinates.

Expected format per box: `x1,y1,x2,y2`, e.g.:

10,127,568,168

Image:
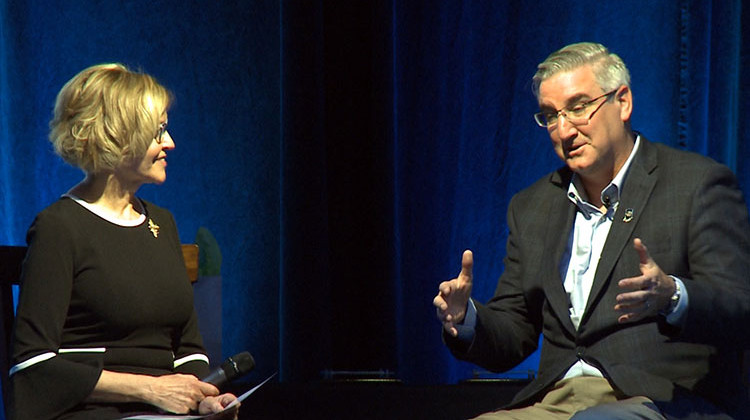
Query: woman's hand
200,393,240,419
144,374,220,414
89,371,220,414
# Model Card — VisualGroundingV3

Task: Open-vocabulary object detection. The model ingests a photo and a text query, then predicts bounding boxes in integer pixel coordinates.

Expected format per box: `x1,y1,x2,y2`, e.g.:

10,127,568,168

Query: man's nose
555,114,578,140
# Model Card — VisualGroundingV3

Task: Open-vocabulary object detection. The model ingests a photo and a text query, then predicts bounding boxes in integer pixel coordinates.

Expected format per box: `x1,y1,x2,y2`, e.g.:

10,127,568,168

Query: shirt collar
567,134,641,216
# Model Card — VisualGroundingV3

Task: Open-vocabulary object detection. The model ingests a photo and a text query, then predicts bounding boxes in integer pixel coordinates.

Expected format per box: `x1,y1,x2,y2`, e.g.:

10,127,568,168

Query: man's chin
565,158,593,175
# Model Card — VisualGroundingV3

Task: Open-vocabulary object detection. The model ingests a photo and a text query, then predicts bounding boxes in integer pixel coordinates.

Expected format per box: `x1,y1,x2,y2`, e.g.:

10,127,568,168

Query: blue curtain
0,0,747,409
392,0,748,384
0,0,282,389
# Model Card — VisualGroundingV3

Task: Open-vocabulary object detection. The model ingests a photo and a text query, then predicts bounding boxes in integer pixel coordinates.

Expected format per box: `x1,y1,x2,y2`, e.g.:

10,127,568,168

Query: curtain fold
391,0,745,384
0,0,282,393
0,1,746,402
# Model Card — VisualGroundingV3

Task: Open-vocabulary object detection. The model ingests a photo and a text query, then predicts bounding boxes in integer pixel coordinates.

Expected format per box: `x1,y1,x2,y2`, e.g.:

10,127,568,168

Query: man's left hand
615,238,676,323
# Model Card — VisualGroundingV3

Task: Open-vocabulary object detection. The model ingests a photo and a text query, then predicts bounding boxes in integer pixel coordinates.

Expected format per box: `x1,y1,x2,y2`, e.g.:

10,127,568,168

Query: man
434,42,750,419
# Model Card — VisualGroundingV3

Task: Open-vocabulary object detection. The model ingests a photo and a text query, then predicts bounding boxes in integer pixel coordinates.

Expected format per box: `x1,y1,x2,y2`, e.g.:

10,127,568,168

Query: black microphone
202,351,255,388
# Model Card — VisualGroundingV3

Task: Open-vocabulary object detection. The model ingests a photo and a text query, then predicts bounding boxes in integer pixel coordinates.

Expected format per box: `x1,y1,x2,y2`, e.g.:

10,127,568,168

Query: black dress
9,196,209,420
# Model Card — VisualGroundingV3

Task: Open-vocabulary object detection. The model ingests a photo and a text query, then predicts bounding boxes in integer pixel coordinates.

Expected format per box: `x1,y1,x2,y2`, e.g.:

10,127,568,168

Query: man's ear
617,85,633,122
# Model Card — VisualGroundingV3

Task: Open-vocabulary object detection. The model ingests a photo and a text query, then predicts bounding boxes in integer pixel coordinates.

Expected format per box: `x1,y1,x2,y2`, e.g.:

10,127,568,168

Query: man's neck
578,132,636,208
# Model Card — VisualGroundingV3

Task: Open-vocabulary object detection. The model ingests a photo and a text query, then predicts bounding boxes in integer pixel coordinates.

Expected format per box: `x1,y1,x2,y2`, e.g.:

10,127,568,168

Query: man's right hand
433,250,474,337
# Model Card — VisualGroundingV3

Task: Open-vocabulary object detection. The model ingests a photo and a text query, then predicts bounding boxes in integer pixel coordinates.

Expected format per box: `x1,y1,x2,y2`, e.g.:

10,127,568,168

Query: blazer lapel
583,137,658,317
543,168,579,335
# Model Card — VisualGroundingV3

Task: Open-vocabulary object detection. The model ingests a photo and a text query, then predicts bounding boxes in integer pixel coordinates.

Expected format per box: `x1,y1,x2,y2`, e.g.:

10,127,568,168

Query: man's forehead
538,66,600,106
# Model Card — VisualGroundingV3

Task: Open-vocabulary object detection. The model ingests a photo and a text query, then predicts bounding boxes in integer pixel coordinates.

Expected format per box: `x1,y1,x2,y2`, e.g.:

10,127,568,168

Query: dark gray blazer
447,136,750,418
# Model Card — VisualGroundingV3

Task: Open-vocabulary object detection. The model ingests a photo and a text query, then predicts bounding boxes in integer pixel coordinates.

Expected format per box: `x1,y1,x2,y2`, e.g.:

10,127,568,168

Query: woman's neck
68,173,142,221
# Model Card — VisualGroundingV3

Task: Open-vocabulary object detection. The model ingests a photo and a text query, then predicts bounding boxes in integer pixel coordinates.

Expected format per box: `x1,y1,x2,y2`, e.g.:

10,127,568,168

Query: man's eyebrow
538,103,556,112
564,93,591,107
539,93,593,112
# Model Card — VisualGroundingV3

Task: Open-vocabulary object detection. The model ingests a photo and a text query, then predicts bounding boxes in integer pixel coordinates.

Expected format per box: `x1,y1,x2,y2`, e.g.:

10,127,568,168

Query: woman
9,64,237,419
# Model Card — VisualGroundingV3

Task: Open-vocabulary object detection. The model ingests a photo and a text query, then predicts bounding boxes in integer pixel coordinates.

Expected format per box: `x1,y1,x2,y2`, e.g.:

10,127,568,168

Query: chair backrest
0,246,25,394
181,244,200,283
0,244,199,404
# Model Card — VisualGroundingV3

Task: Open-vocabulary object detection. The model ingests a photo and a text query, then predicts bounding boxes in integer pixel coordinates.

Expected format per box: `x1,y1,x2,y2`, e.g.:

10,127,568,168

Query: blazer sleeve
668,162,750,347
445,193,543,372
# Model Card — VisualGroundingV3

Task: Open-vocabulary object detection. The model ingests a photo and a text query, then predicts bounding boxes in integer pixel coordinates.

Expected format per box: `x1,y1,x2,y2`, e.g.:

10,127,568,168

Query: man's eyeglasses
155,121,168,144
533,89,618,128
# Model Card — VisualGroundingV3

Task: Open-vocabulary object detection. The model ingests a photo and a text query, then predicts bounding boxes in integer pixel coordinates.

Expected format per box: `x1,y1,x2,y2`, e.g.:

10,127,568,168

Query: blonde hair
49,63,172,173
532,42,630,100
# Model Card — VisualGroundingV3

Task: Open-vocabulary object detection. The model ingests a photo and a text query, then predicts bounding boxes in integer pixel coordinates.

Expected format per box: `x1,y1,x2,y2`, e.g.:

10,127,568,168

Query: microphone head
203,351,256,387
222,351,255,380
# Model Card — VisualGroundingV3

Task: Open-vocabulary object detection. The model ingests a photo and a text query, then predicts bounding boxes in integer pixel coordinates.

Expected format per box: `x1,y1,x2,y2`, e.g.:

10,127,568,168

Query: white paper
121,373,277,419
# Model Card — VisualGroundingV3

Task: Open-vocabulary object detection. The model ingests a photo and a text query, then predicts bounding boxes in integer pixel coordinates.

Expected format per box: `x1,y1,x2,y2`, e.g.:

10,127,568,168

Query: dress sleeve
173,309,211,378
159,208,210,379
8,210,103,420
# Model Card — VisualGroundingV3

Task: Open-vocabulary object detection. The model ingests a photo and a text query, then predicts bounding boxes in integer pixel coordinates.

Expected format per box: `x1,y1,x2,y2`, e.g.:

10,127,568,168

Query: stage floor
232,380,528,419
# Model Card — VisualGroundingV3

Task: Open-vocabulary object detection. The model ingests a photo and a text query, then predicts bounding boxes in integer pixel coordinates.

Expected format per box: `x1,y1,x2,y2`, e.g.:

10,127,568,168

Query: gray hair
532,42,631,100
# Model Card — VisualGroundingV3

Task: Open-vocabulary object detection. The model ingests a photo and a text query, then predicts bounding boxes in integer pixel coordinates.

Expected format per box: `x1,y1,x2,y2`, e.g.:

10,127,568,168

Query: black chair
0,246,25,404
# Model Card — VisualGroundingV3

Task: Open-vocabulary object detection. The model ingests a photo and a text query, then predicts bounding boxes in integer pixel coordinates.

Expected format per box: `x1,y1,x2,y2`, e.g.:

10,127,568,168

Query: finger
615,300,646,312
203,397,225,413
445,323,458,337
617,275,641,290
199,382,220,397
220,393,238,406
433,294,447,311
617,300,650,323
186,398,200,413
459,250,473,281
633,238,652,267
438,280,453,296
618,312,642,323
615,289,650,308
441,317,457,336
618,273,656,293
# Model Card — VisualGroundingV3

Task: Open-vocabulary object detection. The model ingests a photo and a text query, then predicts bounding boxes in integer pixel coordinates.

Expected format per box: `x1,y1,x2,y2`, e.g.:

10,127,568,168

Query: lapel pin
622,208,634,223
148,218,160,238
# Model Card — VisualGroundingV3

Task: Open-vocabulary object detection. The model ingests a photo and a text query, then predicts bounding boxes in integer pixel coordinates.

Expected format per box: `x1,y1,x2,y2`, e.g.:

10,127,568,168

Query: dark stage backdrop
1,0,749,414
